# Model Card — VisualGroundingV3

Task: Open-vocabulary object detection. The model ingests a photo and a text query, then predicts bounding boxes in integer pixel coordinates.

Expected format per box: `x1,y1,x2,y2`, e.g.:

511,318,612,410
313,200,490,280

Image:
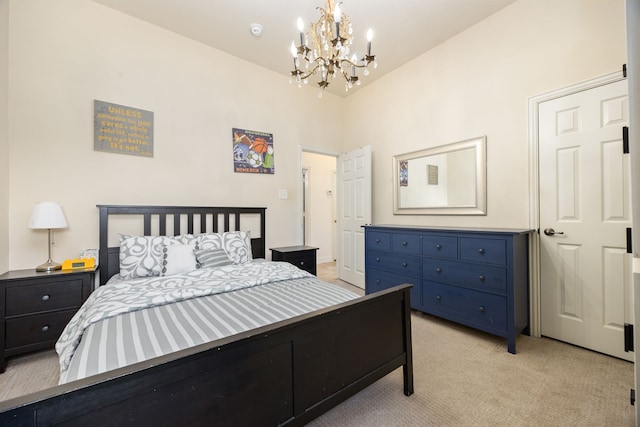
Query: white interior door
539,79,632,361
337,146,371,288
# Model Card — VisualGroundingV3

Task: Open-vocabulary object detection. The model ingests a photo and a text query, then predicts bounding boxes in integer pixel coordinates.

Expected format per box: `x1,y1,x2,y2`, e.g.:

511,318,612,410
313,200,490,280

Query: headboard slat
97,205,267,286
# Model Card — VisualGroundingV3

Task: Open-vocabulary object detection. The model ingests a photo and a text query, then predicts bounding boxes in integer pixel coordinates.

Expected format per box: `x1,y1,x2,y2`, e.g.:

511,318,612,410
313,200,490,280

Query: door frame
527,70,626,338
297,145,340,248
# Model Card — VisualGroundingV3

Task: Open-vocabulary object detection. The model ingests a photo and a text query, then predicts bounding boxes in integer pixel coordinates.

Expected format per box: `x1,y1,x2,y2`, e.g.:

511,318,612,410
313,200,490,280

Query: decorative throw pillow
119,234,195,279
160,243,198,276
196,231,252,264
195,248,233,269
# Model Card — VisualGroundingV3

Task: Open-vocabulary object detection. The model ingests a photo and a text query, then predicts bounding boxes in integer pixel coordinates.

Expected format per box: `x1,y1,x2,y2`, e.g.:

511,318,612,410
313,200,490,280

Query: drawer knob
41,294,50,301
478,248,485,254
402,262,408,267
376,257,380,262
376,279,381,284
478,306,485,313
478,275,485,281
436,295,441,301
435,244,441,249
41,325,50,332
435,267,441,273
376,239,380,243
300,261,305,265
402,241,408,246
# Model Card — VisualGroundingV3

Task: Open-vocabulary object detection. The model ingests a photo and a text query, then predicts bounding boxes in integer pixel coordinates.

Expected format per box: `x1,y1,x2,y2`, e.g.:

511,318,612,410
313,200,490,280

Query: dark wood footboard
0,284,413,426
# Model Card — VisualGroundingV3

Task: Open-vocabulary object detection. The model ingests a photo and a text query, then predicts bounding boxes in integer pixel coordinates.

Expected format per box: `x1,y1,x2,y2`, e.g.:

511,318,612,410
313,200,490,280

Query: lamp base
36,260,62,272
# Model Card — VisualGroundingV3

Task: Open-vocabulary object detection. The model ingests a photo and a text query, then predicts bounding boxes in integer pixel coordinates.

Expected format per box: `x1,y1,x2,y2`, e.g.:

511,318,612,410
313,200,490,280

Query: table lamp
28,202,68,272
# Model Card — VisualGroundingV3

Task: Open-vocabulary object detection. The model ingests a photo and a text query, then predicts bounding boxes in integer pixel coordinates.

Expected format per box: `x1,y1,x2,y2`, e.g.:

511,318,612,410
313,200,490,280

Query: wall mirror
393,136,487,215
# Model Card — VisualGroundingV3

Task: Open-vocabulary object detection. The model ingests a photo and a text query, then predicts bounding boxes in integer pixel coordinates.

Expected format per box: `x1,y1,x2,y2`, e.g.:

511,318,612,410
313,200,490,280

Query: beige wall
344,0,626,229
6,0,344,270
0,0,9,274
3,0,627,271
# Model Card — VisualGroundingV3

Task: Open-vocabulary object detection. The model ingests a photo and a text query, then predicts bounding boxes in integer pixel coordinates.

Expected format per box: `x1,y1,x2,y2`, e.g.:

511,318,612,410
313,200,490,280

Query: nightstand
0,267,96,372
270,246,319,275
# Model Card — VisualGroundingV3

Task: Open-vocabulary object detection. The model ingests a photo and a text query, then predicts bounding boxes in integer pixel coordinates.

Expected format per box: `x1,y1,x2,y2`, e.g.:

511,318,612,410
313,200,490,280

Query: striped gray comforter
57,261,359,384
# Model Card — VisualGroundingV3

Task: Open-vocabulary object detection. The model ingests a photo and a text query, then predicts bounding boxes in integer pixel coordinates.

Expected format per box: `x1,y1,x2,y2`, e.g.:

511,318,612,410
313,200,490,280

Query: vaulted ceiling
90,0,516,96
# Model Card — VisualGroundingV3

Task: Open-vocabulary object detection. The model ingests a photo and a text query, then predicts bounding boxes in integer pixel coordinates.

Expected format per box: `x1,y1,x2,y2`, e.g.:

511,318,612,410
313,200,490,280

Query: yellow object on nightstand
61,257,95,270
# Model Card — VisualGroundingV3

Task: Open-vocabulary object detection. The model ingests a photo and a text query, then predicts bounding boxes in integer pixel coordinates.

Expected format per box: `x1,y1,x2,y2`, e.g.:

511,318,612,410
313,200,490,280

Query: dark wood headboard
97,205,267,286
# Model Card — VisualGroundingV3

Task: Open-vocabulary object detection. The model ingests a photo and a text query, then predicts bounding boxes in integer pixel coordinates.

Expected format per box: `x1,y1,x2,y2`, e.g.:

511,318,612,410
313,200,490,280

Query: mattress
58,262,359,383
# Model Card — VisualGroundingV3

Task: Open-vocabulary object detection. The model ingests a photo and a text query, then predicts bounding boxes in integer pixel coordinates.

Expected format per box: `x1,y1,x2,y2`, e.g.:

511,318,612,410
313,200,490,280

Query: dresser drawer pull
41,294,50,301
376,257,380,262
299,261,305,266
478,248,485,254
376,279,381,284
435,267,441,273
402,241,408,246
435,244,441,249
375,239,380,243
436,295,441,301
41,325,50,332
478,306,485,313
402,262,408,267
478,275,485,281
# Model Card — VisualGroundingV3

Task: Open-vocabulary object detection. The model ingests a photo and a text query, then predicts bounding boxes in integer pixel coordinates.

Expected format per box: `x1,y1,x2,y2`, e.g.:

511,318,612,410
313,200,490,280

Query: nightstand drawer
5,309,77,349
6,279,85,316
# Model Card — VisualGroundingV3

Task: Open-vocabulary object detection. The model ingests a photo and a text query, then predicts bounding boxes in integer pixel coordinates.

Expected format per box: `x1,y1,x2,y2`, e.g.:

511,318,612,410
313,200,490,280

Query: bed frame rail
0,284,414,426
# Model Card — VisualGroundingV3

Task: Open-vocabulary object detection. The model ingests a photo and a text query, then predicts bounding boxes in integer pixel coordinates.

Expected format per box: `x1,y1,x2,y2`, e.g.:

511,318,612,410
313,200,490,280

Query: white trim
297,145,341,246
527,71,625,338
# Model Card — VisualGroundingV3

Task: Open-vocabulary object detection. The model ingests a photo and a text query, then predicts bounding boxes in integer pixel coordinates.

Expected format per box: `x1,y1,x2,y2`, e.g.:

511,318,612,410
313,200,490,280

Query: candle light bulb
367,28,373,42
297,17,304,32
334,5,341,23
290,41,297,58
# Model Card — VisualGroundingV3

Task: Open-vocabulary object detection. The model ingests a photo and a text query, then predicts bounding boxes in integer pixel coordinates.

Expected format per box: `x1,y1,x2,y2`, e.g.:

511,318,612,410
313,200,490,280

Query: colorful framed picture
232,128,275,174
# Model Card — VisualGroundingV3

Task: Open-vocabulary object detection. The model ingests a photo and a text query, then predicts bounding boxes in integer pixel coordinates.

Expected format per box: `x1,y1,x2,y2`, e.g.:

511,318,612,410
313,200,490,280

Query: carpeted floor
0,262,635,426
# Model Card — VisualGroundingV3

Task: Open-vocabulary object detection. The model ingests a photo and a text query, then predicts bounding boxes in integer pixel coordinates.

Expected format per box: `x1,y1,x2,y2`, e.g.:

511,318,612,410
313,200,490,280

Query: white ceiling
90,0,516,97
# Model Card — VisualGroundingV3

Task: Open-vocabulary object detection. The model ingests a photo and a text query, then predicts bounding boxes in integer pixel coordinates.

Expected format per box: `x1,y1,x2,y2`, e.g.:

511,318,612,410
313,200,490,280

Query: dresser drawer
422,282,507,332
460,237,506,265
422,235,458,260
366,267,421,308
5,309,77,350
367,250,421,277
6,279,85,316
367,231,391,250
391,233,422,255
423,259,507,295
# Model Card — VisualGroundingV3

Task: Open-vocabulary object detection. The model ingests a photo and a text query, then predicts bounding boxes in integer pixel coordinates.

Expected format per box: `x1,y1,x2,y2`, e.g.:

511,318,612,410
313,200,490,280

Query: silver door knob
544,228,564,236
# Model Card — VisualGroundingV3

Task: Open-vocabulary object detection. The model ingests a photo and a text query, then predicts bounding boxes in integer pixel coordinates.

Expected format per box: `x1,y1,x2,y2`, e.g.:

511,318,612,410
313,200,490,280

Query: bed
0,205,414,426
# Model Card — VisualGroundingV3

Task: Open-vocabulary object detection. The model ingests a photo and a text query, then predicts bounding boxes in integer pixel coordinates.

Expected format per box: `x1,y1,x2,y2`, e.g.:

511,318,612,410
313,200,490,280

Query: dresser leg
0,358,6,373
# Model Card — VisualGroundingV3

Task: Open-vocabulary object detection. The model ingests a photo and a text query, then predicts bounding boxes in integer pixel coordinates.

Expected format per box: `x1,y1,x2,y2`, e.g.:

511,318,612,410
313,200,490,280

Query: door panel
337,146,371,288
539,79,632,361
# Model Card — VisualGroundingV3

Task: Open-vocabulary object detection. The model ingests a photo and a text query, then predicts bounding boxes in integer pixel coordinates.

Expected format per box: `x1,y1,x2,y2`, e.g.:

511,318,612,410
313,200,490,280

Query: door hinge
631,389,635,406
623,126,629,154
623,63,627,78
627,228,633,253
624,323,634,352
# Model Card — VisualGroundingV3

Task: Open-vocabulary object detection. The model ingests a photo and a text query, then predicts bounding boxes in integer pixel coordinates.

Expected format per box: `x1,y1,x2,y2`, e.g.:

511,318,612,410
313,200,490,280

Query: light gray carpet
0,262,634,425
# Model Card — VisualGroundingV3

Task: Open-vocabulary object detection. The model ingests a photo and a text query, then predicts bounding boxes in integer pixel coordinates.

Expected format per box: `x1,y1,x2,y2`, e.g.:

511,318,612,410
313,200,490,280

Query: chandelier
289,0,377,96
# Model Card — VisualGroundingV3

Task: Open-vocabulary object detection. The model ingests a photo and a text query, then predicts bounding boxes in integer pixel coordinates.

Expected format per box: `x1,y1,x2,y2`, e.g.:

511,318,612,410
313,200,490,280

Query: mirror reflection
393,136,487,215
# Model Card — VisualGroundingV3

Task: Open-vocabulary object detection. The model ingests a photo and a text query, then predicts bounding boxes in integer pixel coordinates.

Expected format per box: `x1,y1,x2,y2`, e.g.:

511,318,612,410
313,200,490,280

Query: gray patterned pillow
194,248,233,269
195,231,252,264
119,234,195,279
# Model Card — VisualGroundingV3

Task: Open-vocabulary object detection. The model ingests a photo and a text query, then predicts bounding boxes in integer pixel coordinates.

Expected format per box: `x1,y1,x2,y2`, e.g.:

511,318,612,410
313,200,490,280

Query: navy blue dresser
364,225,532,354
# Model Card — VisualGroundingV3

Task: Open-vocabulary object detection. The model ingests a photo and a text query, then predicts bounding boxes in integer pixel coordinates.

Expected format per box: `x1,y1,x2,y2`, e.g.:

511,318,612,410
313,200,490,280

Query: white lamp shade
28,202,68,229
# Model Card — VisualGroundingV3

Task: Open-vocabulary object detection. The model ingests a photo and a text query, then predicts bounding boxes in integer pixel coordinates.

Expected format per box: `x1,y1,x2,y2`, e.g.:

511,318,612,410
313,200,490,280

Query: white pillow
160,243,198,276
